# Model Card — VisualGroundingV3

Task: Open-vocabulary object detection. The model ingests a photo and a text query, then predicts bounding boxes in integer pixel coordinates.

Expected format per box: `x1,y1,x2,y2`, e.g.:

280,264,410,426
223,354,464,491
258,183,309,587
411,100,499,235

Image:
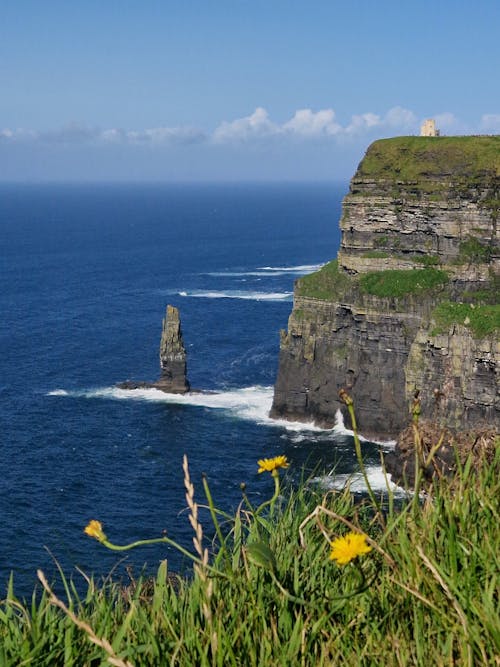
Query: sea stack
156,305,190,394
117,304,190,393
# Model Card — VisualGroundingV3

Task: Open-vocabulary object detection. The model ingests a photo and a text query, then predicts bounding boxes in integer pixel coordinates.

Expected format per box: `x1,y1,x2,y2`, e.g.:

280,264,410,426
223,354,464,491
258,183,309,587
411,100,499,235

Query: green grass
413,254,440,267
296,263,450,302
374,235,389,248
462,279,500,305
432,301,500,337
456,237,493,264
362,251,390,259
295,259,353,300
357,136,500,182
1,446,499,666
360,268,449,298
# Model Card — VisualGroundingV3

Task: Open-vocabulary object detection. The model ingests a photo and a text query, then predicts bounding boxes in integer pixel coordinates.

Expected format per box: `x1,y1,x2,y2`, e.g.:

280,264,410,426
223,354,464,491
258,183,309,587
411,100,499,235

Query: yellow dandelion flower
329,532,372,565
84,520,107,543
257,455,289,474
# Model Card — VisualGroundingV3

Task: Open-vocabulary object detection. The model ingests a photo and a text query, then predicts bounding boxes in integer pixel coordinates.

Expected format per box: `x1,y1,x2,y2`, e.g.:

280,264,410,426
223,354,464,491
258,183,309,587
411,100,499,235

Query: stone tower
420,119,440,137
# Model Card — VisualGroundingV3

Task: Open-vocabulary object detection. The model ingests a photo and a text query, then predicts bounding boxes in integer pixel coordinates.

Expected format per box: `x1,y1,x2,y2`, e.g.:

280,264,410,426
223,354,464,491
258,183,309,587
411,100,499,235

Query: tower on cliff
420,119,440,136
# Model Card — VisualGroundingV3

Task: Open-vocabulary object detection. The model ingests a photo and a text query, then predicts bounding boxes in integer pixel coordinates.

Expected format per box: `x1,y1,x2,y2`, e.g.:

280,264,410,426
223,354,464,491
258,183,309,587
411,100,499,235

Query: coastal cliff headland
271,136,500,439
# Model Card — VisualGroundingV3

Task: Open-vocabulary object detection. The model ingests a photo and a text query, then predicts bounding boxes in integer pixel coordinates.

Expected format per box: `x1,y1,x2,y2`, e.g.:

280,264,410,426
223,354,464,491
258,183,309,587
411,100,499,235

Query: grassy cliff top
356,135,500,181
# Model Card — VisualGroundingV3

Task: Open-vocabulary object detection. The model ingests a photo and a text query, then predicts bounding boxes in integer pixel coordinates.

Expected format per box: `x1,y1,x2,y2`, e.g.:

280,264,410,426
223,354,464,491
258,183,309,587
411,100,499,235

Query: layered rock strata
118,305,190,394
271,136,499,439
156,305,190,393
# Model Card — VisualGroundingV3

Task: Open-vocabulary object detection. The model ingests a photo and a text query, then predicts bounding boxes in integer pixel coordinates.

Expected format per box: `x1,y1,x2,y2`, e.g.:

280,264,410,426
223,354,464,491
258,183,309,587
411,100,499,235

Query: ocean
0,183,397,597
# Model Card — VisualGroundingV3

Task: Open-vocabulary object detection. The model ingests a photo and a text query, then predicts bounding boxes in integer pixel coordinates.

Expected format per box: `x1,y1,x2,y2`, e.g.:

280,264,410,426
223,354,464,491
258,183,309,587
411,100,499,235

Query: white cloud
432,112,460,132
124,126,206,144
39,123,101,144
345,112,381,134
282,108,341,136
1,108,496,150
101,128,127,143
0,123,206,146
384,106,417,128
212,107,278,143
212,105,421,143
480,114,500,133
0,127,37,142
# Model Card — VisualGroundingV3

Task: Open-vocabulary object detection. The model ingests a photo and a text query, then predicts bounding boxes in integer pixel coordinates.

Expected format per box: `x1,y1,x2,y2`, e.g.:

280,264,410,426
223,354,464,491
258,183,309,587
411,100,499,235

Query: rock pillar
157,305,190,394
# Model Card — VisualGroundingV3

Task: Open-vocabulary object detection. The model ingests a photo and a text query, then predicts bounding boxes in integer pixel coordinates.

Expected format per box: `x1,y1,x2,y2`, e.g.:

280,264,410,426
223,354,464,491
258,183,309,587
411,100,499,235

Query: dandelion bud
84,520,107,543
338,388,353,406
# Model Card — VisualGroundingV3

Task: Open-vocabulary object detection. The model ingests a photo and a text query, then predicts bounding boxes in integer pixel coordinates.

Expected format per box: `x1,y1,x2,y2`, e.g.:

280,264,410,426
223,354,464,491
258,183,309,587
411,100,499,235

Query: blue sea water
0,183,396,598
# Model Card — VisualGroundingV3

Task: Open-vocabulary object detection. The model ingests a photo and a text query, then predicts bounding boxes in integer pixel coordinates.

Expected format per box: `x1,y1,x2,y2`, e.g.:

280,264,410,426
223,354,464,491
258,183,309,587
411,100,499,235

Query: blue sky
1,0,499,181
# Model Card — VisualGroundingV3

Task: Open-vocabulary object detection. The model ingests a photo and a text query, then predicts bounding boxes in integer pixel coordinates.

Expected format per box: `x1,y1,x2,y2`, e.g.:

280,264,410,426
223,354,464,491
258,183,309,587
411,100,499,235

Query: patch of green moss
374,235,389,248
360,268,449,298
362,251,390,259
432,301,500,337
414,255,440,266
455,236,493,264
295,260,352,300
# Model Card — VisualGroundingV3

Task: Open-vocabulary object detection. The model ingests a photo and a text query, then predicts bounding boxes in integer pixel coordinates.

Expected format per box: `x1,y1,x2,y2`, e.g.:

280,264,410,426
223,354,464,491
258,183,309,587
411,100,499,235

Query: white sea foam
176,290,293,301
205,264,324,277
257,264,324,273
206,271,284,277
97,385,332,431
332,409,396,450
47,385,330,431
47,386,397,445
313,465,405,495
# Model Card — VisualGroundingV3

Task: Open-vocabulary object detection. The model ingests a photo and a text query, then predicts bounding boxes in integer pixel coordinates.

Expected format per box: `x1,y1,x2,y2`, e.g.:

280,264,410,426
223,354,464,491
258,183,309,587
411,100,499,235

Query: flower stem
342,393,382,519
202,473,229,566
101,537,169,552
255,470,281,517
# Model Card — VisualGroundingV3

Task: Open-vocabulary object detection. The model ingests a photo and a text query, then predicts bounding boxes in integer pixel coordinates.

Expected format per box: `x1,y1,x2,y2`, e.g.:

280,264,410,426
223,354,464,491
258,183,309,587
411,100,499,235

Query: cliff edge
271,136,500,438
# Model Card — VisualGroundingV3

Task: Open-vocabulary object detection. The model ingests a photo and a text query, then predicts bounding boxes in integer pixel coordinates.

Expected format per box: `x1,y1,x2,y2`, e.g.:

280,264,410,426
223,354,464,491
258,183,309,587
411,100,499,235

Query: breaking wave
313,465,405,495
47,385,325,431
205,264,324,278
48,389,396,444
176,290,293,301
257,264,324,273
332,410,396,449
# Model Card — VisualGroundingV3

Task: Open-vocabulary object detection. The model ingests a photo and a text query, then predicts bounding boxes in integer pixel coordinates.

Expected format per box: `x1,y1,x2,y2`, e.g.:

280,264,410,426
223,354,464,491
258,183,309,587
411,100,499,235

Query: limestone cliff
271,136,500,438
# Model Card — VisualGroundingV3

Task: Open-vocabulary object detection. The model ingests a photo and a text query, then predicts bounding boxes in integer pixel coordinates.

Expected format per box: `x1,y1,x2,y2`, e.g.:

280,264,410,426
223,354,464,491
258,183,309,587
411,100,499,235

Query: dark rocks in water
117,305,190,394
116,380,154,390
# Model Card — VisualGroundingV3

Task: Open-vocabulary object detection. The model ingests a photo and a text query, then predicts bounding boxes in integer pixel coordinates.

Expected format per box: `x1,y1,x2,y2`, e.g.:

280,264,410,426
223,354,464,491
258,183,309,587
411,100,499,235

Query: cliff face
271,136,500,437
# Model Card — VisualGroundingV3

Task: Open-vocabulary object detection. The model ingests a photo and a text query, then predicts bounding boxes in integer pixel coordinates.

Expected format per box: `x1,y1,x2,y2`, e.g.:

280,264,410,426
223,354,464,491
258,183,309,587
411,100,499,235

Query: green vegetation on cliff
360,268,449,298
432,301,500,337
356,135,500,182
297,263,452,302
296,260,351,300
